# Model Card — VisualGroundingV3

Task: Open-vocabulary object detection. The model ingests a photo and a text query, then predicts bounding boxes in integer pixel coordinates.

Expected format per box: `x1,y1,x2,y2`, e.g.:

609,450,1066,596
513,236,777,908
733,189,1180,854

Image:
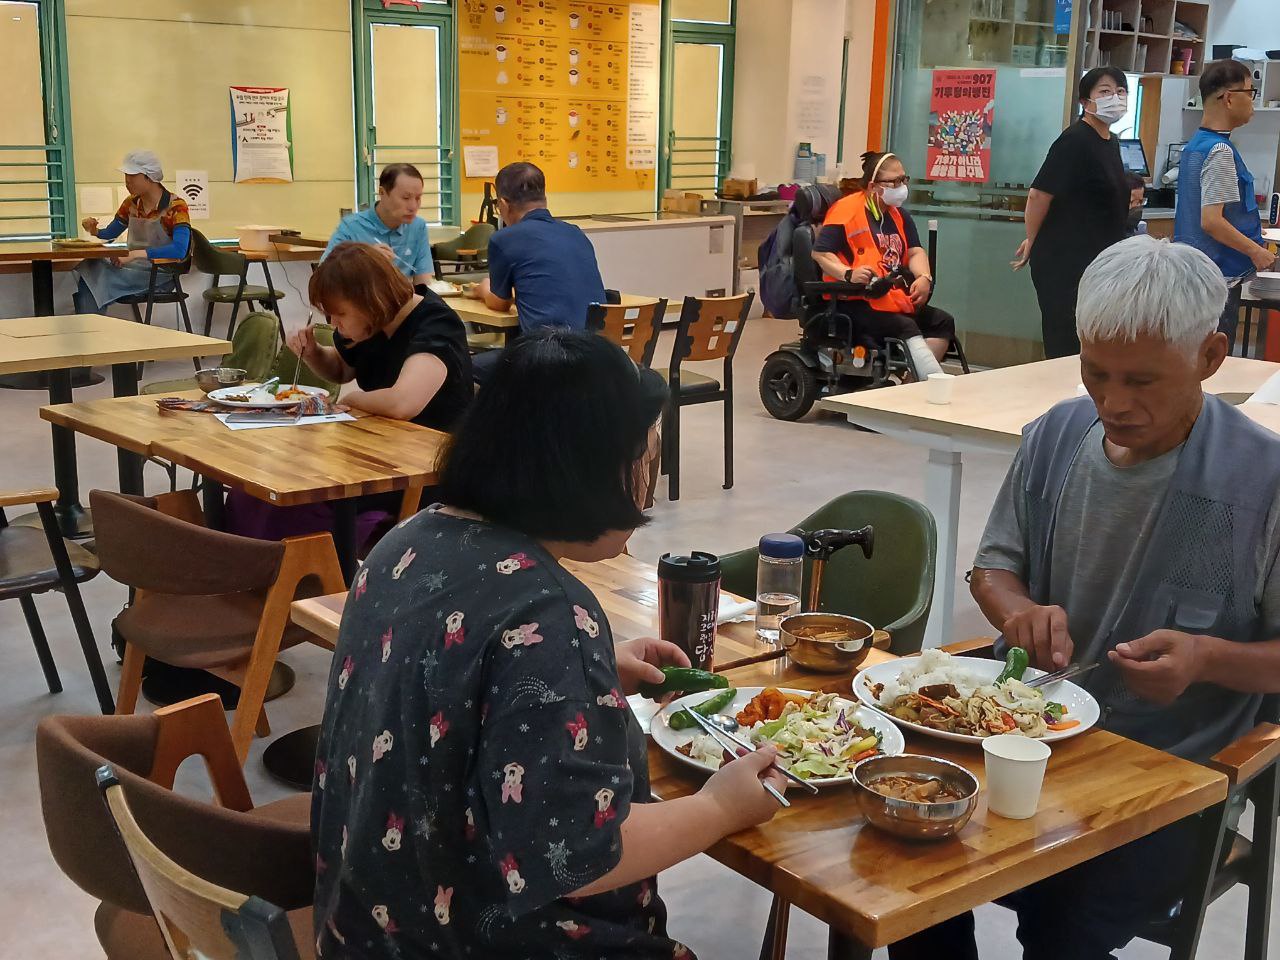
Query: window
353,1,456,225
0,0,74,239
660,2,736,198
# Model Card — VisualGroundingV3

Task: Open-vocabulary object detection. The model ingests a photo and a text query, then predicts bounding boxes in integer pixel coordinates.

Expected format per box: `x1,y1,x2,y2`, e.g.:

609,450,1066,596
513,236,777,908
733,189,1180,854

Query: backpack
757,183,842,319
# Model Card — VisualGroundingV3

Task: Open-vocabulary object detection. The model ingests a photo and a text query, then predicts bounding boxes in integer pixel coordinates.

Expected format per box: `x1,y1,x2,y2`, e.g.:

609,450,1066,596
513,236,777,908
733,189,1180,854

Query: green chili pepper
638,665,728,699
668,688,738,730
995,647,1030,684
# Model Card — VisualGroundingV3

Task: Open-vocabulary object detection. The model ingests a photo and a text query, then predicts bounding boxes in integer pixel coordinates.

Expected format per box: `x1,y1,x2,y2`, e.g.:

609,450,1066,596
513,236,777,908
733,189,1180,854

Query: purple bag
224,489,393,553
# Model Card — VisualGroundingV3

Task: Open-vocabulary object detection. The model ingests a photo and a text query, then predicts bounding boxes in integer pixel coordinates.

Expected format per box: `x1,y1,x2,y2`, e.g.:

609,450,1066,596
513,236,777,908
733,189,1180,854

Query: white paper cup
569,12,580,27
982,734,1051,820
926,372,955,405
495,44,507,62
569,48,580,65
494,5,506,22
569,69,579,85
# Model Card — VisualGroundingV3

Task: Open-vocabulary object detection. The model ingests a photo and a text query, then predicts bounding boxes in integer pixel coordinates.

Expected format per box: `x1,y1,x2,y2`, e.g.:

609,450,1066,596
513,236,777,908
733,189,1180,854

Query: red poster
926,69,996,182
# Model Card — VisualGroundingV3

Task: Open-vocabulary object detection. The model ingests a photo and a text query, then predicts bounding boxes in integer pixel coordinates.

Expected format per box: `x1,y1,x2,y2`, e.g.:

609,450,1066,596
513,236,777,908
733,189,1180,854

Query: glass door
664,38,731,197
354,4,456,225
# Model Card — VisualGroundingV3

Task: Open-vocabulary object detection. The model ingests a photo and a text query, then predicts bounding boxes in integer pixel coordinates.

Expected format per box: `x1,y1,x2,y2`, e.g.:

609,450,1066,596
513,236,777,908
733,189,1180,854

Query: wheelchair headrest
791,183,842,225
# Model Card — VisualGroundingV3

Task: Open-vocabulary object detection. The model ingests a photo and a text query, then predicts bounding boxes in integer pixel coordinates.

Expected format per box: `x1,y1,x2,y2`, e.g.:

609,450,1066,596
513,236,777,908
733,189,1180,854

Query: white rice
875,648,981,706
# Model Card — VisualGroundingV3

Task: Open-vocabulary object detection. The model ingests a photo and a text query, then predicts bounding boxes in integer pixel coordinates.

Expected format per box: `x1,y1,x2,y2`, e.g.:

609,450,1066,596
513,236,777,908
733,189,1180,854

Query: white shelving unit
1083,0,1209,76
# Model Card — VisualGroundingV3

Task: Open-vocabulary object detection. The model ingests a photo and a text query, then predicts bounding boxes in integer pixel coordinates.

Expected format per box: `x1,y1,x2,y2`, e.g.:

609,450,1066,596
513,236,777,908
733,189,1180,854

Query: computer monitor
1119,139,1150,178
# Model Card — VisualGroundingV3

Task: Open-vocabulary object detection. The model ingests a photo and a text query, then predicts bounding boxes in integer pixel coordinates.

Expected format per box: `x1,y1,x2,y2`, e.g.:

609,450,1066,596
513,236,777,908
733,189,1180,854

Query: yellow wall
65,0,355,239
0,2,52,235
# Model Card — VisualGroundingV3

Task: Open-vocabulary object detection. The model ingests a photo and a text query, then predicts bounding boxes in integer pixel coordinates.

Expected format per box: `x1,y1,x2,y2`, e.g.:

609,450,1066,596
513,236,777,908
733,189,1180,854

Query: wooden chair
661,293,753,501
90,488,346,762
36,694,312,960
0,486,114,713
586,296,668,368
99,767,304,960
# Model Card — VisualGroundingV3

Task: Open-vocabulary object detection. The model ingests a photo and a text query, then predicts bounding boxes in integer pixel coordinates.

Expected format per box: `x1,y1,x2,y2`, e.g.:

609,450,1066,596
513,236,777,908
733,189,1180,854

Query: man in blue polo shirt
467,161,606,382
324,163,434,284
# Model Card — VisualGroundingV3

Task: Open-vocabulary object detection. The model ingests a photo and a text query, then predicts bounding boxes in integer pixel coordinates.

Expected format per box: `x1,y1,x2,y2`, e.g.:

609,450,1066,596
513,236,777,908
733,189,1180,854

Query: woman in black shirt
1013,67,1130,358
288,241,472,430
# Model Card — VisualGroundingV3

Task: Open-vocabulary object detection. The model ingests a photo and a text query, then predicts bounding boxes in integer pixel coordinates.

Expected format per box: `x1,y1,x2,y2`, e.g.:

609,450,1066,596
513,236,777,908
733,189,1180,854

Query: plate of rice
853,649,1099,744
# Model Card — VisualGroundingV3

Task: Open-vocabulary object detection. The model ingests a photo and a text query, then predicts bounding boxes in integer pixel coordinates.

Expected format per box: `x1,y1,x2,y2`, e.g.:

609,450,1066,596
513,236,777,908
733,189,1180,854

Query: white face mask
1089,92,1127,124
880,184,909,208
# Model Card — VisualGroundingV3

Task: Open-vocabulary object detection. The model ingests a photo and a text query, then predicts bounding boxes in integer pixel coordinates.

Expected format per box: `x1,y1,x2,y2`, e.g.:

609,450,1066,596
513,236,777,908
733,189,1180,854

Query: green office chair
190,229,285,338
718,490,936,655
431,221,496,273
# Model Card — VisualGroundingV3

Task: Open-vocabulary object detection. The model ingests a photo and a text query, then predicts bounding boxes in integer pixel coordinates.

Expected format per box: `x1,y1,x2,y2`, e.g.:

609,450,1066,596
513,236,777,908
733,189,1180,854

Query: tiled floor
0,314,1271,957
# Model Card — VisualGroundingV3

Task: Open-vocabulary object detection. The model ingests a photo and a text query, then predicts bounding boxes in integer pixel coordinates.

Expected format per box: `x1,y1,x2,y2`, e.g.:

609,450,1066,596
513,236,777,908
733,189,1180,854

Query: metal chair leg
1167,805,1231,960
128,301,144,324
19,594,62,694
202,299,217,338
1244,767,1279,960
668,398,681,501
723,368,734,491
759,895,790,960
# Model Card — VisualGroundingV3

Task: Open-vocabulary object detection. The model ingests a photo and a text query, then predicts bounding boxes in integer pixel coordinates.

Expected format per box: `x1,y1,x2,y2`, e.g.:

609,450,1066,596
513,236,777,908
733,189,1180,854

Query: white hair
1075,235,1226,356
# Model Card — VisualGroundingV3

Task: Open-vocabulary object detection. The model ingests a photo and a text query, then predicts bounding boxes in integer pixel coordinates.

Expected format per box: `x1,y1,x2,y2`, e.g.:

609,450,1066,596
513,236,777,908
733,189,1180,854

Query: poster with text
230,86,293,184
926,69,995,183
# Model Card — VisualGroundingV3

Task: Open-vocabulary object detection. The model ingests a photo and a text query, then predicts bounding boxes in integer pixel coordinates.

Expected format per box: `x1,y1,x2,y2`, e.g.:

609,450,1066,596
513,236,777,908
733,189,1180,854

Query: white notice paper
463,145,500,178
626,2,659,170
215,412,356,431
175,170,210,220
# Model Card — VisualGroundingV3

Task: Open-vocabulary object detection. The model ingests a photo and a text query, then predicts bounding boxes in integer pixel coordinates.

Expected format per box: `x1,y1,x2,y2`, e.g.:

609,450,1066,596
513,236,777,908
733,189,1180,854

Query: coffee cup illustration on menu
495,43,507,62
569,12,581,28
494,4,506,23
496,107,508,125
568,151,580,169
568,110,579,128
568,68,580,85
569,48,580,65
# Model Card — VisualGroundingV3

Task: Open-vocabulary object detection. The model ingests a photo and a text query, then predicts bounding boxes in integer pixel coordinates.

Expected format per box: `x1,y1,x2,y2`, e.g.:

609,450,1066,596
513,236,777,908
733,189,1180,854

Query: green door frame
1,0,76,240
659,1,736,197
352,0,458,225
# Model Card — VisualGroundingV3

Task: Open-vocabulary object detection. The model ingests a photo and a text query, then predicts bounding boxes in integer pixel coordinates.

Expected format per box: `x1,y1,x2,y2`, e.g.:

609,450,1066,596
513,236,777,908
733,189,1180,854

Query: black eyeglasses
1223,87,1260,101
875,175,911,188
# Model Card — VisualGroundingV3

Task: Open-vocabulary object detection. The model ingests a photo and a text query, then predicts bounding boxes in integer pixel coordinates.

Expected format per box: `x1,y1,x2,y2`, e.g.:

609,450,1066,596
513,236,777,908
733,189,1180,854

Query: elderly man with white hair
890,235,1280,960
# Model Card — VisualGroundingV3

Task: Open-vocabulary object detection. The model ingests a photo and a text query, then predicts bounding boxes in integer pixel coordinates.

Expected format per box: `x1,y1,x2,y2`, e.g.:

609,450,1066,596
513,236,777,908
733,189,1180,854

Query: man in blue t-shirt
467,162,606,382
324,163,435,285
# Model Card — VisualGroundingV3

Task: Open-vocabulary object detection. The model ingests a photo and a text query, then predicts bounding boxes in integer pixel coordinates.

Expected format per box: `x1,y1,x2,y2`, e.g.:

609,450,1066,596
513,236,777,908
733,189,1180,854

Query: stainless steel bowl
779,612,891,673
854,754,980,841
194,367,247,394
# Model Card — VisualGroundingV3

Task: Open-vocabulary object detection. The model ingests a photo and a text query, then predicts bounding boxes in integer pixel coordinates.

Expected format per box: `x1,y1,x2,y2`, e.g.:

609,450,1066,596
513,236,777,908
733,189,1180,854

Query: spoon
691,711,820,796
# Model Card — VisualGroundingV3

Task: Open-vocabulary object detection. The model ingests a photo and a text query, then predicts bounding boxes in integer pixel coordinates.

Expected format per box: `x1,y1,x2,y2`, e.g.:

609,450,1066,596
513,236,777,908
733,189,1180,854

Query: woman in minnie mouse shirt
311,331,788,959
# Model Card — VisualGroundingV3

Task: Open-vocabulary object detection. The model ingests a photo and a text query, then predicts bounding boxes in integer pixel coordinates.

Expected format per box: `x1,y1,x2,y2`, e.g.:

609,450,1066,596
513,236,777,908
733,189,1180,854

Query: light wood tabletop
292,551,778,669
238,244,323,263
41,391,447,507
268,233,329,250
819,354,1279,451
648,654,1228,949
0,315,229,375
0,240,128,262
453,292,654,331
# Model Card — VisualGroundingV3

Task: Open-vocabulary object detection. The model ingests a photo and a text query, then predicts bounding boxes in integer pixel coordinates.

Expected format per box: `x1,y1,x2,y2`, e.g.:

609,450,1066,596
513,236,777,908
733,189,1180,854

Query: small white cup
569,12,581,28
494,4,506,23
569,48,580,65
926,372,955,405
983,734,1051,820
495,44,508,62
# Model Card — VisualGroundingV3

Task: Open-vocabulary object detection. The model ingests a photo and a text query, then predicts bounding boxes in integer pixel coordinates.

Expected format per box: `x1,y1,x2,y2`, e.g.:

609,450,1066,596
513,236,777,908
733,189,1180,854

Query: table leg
0,262,103,391
923,448,963,648
202,480,227,530
32,259,54,315
262,723,322,791
826,929,872,960
333,498,358,582
110,363,145,495
47,368,91,538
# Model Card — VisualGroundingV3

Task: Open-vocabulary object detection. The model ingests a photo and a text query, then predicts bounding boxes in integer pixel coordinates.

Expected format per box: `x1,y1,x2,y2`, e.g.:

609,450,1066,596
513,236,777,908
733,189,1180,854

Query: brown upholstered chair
661,293,753,501
0,486,114,712
36,694,313,960
586,296,668,368
89,489,346,761
99,765,305,960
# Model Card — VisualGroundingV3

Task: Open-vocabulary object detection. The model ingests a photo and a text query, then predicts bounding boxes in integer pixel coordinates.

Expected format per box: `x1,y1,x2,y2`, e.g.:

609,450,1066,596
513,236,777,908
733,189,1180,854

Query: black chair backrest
792,224,821,292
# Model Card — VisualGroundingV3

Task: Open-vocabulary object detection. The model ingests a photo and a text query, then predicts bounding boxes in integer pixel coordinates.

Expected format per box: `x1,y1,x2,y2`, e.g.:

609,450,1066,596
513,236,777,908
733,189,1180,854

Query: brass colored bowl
778,612,891,673
194,367,247,394
854,754,980,841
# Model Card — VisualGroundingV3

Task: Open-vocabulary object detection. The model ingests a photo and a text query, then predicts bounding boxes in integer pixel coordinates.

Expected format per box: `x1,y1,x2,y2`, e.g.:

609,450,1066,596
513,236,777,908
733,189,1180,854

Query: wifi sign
175,170,209,220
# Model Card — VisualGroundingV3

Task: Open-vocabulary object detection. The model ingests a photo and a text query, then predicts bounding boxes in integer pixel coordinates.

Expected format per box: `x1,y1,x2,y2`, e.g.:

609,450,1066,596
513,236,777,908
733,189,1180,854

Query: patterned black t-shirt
311,509,694,959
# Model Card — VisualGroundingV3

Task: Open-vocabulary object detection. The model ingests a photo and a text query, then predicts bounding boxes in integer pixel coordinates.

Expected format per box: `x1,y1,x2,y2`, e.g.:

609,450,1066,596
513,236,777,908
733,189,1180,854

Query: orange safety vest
820,191,916,315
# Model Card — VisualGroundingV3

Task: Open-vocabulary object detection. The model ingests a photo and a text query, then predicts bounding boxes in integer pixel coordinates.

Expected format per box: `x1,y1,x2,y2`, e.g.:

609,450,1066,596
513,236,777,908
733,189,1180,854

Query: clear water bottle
756,533,804,641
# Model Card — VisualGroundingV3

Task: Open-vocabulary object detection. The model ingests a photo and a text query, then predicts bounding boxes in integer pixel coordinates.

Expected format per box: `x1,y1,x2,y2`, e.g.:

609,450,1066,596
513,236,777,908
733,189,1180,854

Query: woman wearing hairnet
73,149,192,312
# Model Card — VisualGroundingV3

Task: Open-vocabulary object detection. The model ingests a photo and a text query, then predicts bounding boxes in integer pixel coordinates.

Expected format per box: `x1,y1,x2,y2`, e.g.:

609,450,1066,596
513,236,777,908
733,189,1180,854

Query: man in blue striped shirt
324,163,435,284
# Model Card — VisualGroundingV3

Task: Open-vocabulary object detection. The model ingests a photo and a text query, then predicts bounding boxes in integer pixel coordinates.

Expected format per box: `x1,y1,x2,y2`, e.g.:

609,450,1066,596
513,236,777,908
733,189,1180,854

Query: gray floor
0,313,1269,957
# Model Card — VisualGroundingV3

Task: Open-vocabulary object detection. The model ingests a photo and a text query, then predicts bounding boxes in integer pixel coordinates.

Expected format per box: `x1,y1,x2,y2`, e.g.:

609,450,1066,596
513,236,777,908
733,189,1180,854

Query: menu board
458,0,658,194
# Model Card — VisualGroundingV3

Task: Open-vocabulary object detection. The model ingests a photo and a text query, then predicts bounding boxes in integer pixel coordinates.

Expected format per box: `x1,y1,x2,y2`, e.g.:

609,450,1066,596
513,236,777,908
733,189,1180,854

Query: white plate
427,281,463,297
207,383,329,409
651,686,906,787
852,657,1100,745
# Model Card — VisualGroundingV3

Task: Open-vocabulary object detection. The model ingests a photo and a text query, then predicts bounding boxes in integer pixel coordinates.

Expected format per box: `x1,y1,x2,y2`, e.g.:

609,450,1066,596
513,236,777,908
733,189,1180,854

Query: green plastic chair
718,490,937,655
190,228,285,338
431,221,496,272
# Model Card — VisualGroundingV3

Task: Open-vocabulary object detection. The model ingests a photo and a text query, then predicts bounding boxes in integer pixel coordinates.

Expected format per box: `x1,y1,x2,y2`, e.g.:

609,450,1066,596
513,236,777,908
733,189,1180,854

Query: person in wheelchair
812,150,956,380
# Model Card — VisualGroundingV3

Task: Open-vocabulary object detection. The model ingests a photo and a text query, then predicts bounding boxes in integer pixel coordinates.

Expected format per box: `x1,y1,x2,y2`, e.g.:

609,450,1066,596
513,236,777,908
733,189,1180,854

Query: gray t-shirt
976,421,1280,663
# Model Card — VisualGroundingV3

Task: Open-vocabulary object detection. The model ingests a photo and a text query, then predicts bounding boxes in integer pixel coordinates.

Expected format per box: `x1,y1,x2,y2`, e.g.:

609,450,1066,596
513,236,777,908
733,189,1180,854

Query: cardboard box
721,177,758,200
661,190,704,213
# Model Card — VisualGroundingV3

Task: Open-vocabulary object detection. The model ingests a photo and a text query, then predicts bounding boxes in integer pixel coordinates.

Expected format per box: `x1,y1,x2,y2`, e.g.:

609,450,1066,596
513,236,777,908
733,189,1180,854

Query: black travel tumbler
657,552,721,671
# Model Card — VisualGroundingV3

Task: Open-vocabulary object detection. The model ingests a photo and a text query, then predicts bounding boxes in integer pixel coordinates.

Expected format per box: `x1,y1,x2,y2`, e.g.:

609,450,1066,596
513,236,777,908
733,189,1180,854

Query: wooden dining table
452,292,655,342
0,240,127,316
650,654,1229,957
40,390,444,576
3,315,227,535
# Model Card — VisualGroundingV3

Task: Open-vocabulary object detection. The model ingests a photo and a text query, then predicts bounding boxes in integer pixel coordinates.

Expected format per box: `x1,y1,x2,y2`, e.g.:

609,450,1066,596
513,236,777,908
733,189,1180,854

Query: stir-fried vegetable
995,647,1030,684
746,691,883,780
638,666,728,699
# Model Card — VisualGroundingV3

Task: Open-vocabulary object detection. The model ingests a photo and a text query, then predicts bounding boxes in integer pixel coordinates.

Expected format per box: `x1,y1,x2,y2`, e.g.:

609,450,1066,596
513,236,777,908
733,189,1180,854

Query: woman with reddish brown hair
288,241,472,430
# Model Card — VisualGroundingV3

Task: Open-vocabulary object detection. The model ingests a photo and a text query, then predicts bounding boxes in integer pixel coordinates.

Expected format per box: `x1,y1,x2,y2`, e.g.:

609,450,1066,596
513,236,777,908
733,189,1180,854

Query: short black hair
437,330,668,542
378,163,423,191
1126,172,1146,191
858,150,900,189
1200,58,1252,101
1078,66,1127,101
494,161,547,206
